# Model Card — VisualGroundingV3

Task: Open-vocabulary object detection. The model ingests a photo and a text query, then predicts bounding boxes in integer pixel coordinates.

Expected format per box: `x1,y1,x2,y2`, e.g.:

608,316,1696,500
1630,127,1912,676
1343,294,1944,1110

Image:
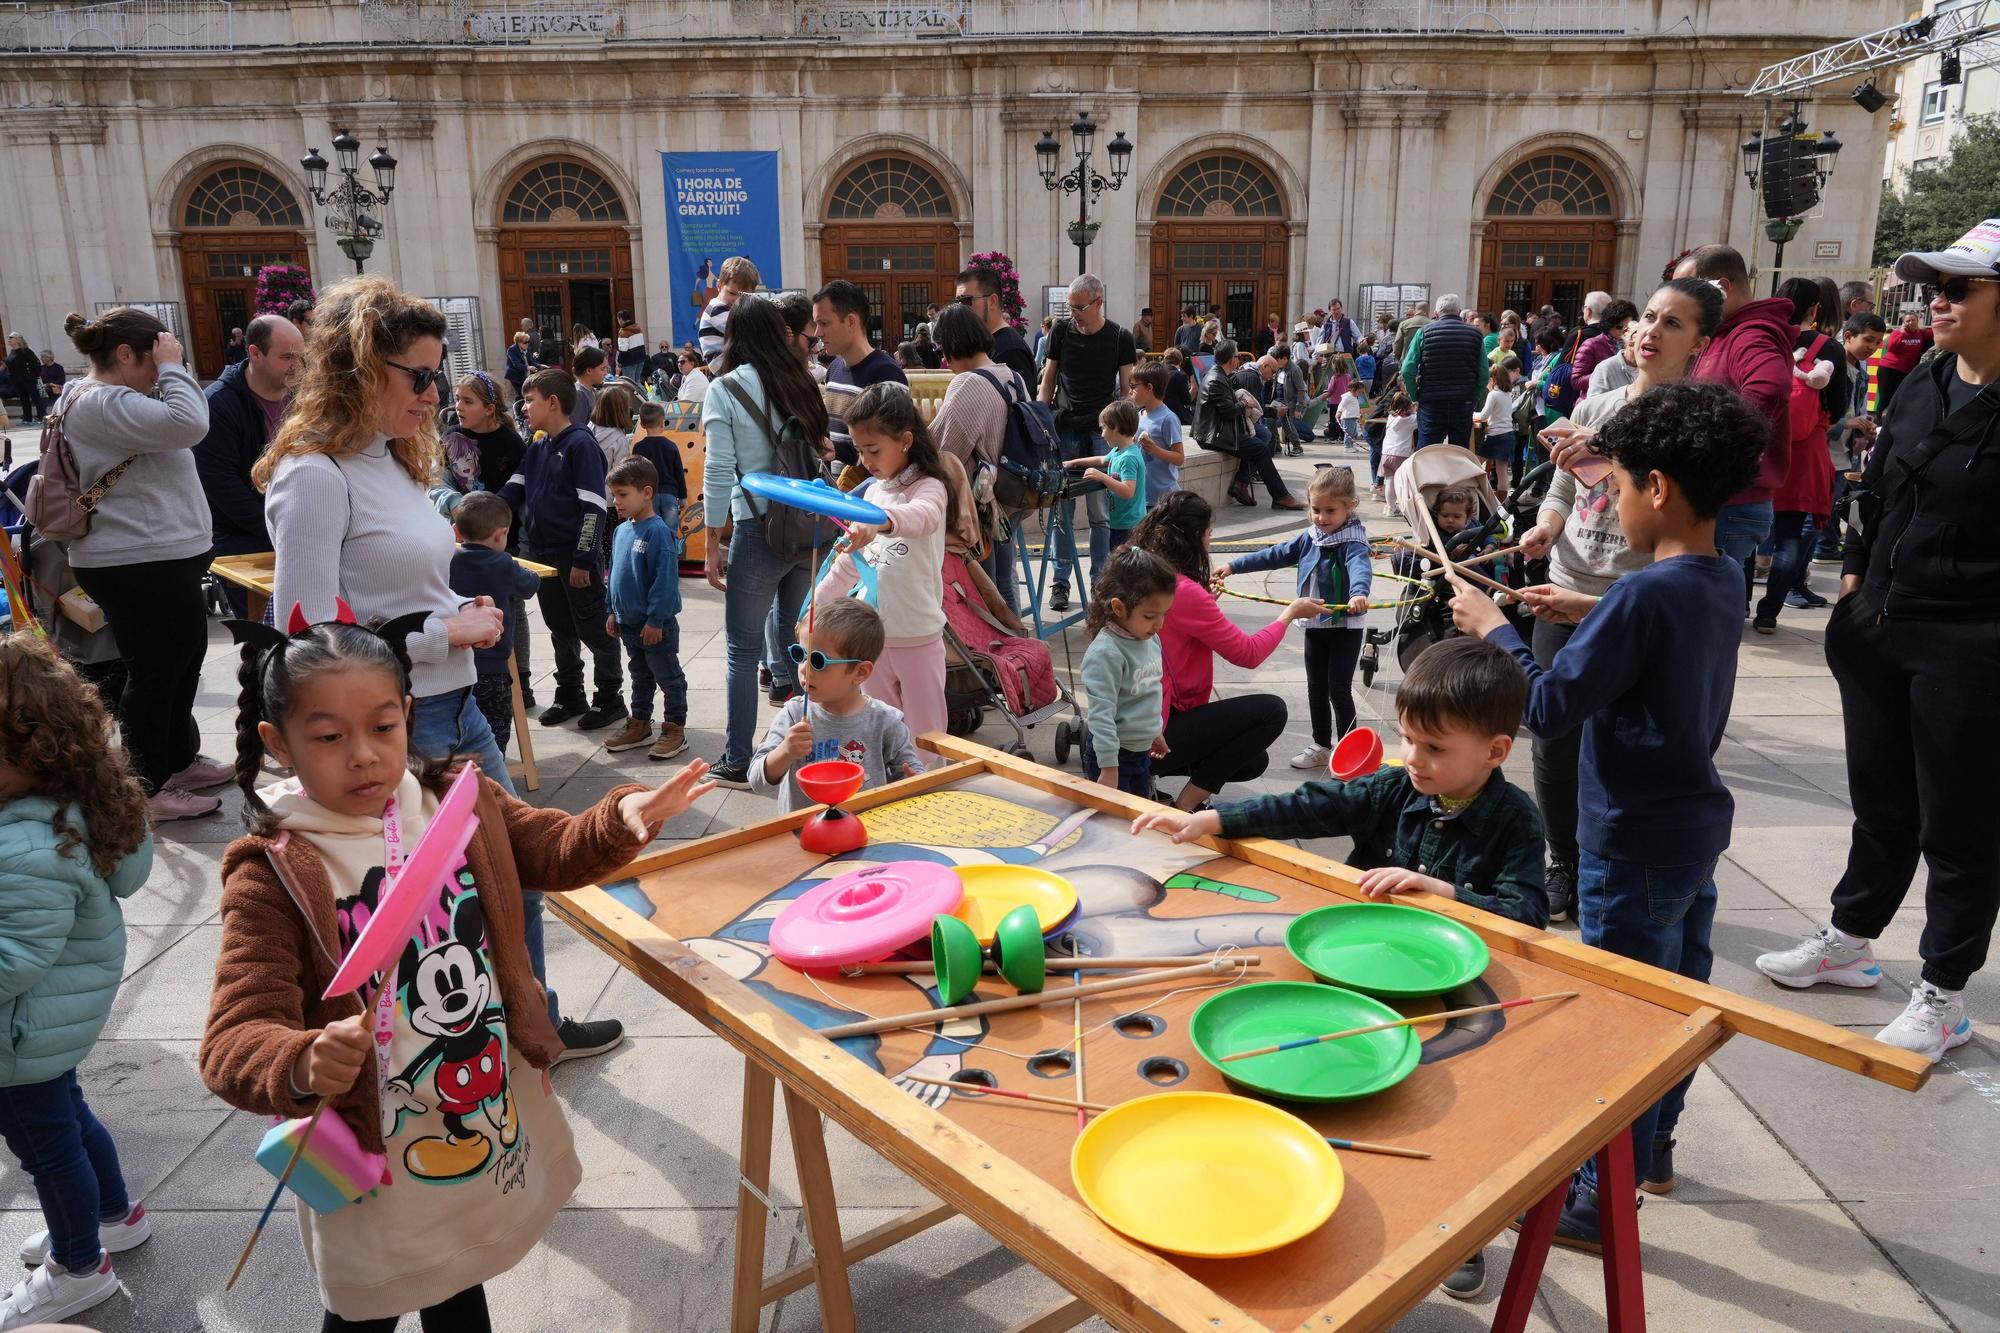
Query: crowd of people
0,214,1995,1328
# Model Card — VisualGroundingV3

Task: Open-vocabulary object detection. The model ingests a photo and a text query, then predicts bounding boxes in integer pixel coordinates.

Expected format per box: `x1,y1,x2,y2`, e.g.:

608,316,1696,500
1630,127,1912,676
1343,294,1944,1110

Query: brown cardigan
199,775,647,1154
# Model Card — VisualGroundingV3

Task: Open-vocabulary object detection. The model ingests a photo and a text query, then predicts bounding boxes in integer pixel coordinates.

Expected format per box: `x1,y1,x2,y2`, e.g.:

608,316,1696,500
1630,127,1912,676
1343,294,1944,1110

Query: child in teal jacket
0,637,155,1327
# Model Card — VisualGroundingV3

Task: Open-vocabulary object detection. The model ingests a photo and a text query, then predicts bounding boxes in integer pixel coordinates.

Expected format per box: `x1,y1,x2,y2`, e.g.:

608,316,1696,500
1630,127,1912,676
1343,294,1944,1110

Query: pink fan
323,762,483,1000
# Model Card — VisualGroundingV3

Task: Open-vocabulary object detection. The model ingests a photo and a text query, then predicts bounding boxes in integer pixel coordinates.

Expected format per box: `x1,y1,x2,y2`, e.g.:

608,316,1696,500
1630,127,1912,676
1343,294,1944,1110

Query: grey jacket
57,364,211,568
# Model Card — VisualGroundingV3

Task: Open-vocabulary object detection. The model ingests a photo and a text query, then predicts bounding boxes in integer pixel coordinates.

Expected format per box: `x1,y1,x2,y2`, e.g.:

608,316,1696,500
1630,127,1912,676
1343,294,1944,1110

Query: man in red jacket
1674,245,1795,610
1874,309,1934,411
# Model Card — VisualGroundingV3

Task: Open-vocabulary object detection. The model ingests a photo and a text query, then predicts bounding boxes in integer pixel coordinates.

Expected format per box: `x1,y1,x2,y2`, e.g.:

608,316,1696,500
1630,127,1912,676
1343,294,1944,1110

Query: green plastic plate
1285,903,1490,998
1190,981,1420,1103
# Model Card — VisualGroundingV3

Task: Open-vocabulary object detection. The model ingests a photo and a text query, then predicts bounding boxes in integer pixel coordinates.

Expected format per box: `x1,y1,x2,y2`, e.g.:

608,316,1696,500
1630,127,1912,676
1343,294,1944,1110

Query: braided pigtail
233,644,279,835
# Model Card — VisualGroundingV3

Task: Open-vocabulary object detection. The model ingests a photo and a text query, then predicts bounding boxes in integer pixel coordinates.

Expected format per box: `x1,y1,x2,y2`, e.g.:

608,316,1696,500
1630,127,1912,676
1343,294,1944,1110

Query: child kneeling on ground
752,599,924,812
1448,379,1767,1248
1133,633,1548,1303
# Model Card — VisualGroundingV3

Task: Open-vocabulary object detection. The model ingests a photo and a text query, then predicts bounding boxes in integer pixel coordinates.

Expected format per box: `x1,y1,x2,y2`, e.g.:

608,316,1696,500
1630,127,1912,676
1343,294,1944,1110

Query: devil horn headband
225,598,430,658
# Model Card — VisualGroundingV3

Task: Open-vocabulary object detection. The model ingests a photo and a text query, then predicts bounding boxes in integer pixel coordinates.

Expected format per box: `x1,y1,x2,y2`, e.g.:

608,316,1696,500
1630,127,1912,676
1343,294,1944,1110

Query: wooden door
818,222,959,349
1476,221,1614,329
498,228,634,364
179,232,310,378
1150,221,1287,344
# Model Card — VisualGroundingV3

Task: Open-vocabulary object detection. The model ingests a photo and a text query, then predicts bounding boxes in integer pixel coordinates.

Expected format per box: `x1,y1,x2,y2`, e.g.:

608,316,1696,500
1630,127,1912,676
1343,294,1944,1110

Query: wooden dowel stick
1072,966,1087,1133
225,1097,325,1291
1458,543,1522,569
1412,489,1457,580
1219,991,1578,1063
822,958,1246,1039
1325,1137,1433,1160
901,1075,1111,1112
1390,537,1524,602
846,954,1261,976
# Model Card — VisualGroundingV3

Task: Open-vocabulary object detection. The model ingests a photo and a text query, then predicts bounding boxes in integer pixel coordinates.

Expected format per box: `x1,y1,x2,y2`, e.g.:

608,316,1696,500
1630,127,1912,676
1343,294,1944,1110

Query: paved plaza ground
2,423,1992,1332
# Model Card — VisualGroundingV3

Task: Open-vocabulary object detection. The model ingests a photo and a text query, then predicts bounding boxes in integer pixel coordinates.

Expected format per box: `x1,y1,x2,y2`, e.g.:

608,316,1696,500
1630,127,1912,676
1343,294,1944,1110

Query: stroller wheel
1006,743,1034,760
1359,640,1378,687
1053,719,1078,766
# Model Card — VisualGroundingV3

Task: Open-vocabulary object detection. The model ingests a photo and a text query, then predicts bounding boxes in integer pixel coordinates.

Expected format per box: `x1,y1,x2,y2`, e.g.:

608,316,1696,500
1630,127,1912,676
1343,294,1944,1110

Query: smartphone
1570,454,1615,487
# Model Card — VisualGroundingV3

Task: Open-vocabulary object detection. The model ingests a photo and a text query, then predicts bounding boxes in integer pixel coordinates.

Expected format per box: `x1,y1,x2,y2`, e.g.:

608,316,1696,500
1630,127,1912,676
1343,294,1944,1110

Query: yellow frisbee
1070,1091,1344,1258
949,865,1078,944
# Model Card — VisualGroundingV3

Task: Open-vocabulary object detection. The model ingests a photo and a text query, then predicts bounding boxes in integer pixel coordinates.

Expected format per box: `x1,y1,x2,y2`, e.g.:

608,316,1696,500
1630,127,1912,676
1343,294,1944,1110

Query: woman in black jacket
1754,227,2000,1063
5,333,43,423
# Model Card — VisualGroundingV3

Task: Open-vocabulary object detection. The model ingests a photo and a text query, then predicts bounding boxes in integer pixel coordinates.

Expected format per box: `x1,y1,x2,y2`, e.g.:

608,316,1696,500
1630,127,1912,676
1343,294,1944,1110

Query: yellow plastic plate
1070,1091,1344,1258
949,865,1079,945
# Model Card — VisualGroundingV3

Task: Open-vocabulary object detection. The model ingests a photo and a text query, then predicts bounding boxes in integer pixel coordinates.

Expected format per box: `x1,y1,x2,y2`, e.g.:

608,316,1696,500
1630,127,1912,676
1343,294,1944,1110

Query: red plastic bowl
796,759,865,807
1328,727,1384,781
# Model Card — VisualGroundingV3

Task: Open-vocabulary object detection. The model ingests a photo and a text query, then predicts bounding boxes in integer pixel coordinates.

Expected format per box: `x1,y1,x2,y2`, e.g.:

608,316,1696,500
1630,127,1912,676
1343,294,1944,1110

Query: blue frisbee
740,474,888,526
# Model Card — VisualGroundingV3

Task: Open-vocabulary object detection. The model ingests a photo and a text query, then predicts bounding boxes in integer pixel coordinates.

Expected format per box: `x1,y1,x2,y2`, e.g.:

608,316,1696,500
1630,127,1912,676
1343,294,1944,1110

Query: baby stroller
939,551,1082,760
1359,444,1520,685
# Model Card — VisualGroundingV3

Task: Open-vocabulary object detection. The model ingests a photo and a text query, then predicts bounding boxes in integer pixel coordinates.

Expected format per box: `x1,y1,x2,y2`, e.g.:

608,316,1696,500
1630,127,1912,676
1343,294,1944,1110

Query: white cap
1893,218,2000,285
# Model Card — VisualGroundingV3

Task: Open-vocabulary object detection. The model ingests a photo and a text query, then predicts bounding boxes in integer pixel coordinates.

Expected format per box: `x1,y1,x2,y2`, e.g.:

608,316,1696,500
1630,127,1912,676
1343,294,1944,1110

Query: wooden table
547,736,1928,1333
207,550,557,792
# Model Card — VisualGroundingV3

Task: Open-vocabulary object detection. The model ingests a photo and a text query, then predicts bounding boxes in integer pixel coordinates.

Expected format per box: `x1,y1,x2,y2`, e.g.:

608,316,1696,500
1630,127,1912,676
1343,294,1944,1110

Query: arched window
182,165,304,228
501,160,628,224
827,155,953,220
1485,153,1613,217
1156,154,1284,218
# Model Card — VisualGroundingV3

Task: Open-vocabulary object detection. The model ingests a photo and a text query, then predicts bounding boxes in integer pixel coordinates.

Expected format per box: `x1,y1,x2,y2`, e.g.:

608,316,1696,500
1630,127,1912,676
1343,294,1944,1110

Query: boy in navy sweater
503,368,625,732
600,456,688,762
448,491,541,752
1449,380,1767,1246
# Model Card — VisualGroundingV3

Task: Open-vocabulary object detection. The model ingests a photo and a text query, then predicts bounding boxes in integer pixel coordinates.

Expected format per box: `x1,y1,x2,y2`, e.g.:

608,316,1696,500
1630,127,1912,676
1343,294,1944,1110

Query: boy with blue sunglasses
751,598,923,812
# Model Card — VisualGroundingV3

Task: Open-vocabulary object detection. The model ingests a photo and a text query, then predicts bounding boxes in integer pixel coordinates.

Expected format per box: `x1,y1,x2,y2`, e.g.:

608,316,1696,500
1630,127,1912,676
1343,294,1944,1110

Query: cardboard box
58,586,105,633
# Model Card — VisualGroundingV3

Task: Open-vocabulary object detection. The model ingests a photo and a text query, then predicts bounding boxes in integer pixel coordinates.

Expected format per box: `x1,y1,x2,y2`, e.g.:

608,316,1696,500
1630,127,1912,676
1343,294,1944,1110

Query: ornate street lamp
1740,106,1843,293
301,129,397,274
1035,112,1133,276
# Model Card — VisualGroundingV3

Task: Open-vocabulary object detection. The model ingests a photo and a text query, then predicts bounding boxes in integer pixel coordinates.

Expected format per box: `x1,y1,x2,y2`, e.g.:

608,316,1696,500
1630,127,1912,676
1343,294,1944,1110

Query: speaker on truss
1759,132,1820,219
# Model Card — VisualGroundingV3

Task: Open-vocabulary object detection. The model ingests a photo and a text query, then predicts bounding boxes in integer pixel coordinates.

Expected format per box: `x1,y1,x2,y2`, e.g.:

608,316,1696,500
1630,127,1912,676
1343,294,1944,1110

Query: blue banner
660,151,783,347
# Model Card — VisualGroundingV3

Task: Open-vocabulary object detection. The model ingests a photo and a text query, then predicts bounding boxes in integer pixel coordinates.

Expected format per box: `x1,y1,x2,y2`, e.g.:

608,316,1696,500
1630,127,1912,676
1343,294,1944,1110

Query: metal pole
1076,157,1090,275
1769,238,1784,295
1745,100,1772,288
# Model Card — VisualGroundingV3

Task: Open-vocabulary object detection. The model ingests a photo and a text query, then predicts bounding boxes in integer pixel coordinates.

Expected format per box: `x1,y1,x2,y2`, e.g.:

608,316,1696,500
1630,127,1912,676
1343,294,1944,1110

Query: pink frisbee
1329,727,1385,781
323,764,482,1000
769,861,964,970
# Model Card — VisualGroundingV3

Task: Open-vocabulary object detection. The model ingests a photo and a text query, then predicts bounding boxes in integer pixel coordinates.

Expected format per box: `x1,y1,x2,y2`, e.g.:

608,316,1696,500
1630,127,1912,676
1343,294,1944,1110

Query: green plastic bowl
929,914,985,1006
990,904,1048,994
1285,903,1490,999
1190,981,1420,1103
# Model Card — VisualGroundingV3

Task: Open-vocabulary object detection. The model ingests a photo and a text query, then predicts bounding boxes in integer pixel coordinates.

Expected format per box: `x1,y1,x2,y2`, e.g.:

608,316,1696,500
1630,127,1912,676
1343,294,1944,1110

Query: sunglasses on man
382,357,450,396
1923,275,2000,305
786,644,863,671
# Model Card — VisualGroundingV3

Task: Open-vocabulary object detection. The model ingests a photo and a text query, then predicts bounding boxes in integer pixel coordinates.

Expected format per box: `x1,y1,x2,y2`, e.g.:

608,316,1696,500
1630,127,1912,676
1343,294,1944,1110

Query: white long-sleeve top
812,467,947,647
1475,387,1516,433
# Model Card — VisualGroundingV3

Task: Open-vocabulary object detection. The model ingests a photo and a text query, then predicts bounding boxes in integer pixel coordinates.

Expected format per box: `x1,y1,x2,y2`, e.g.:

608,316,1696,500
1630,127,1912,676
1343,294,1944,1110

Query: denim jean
408,688,555,1020
617,621,688,724
1053,424,1111,589
984,518,1021,613
0,1070,130,1272
1814,467,1849,558
1415,399,1473,448
722,517,809,770
1754,510,1815,623
1366,421,1385,485
1576,850,1718,1186
1715,499,1774,608
1077,730,1155,798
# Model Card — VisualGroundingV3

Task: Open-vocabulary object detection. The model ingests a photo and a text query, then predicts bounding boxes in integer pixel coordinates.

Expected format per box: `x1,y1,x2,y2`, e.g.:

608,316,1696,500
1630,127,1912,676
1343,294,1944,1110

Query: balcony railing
0,0,1632,53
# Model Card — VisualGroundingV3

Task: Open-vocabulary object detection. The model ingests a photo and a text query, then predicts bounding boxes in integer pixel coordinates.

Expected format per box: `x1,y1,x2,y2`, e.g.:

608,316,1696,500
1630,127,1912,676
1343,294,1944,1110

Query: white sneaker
0,1255,119,1330
20,1202,150,1267
1875,982,1973,1063
1289,745,1332,770
1754,926,1883,989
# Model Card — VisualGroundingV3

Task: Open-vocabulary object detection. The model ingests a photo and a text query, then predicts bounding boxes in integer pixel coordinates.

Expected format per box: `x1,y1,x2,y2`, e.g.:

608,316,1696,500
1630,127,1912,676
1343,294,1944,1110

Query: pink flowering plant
254,263,315,316
966,250,1026,329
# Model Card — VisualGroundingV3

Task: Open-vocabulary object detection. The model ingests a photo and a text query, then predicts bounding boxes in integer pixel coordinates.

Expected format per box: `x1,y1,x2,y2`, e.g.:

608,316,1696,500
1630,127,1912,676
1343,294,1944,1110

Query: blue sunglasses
787,644,862,670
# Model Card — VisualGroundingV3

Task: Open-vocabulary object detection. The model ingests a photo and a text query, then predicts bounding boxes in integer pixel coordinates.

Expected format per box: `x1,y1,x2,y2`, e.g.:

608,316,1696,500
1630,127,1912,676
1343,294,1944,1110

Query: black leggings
1302,627,1364,748
322,1283,490,1333
70,551,210,792
1155,694,1287,796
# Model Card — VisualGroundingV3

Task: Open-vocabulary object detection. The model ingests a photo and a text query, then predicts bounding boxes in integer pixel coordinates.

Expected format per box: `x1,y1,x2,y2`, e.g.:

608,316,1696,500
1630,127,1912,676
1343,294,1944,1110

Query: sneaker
1752,616,1777,635
20,1203,150,1267
1785,589,1830,609
0,1254,119,1330
539,698,586,727
1811,548,1844,565
1441,1249,1485,1300
165,756,232,792
1641,1138,1676,1196
710,759,752,791
1875,982,1973,1062
1510,1177,1607,1255
520,687,538,710
758,664,771,689
1545,862,1576,924
603,718,653,753
575,702,628,732
1049,582,1071,613
1289,744,1332,770
768,683,797,706
552,1016,625,1065
649,723,689,762
1755,926,1883,989
147,788,219,822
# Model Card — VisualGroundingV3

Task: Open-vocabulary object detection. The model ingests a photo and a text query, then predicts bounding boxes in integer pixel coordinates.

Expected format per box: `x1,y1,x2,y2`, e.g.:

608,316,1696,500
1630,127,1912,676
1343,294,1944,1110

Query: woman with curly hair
0,635,154,1328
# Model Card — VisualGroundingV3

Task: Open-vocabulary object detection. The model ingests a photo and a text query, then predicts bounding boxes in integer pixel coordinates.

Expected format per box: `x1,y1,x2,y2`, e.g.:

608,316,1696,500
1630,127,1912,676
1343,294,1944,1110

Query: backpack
969,367,1065,511
22,382,130,544
719,375,833,565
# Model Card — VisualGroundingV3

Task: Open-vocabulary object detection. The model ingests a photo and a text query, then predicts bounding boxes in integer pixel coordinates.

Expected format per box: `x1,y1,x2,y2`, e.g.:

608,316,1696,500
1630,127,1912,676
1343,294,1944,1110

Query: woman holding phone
1510,277,1722,921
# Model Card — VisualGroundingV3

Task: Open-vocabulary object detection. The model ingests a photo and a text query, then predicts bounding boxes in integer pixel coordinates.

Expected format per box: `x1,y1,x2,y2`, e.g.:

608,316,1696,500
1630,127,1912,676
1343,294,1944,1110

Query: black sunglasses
382,356,449,396
786,643,862,670
1923,275,2000,305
